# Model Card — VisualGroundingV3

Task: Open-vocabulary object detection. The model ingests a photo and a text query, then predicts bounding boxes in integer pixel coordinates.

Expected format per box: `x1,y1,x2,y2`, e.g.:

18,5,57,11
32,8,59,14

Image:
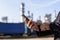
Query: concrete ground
0,34,54,40
0,37,54,40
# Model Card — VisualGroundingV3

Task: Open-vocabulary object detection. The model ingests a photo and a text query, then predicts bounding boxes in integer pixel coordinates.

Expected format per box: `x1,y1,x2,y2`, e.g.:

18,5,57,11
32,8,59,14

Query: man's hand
40,23,50,31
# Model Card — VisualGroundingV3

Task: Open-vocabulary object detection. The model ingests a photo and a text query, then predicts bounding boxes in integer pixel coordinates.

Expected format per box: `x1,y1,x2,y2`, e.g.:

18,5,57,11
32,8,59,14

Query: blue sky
0,0,60,22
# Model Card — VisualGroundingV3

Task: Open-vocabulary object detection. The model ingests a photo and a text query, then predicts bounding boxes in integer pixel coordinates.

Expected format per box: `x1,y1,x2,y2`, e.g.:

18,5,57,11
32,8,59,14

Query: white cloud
45,0,60,7
27,0,60,8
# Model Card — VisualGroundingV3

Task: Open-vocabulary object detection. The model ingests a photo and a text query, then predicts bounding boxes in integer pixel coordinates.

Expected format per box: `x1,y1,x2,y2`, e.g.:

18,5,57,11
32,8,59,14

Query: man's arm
24,18,39,31
23,15,50,32
22,14,40,31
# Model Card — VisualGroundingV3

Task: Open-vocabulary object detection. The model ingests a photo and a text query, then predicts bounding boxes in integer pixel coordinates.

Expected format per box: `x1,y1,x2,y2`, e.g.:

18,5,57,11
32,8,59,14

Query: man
23,12,60,40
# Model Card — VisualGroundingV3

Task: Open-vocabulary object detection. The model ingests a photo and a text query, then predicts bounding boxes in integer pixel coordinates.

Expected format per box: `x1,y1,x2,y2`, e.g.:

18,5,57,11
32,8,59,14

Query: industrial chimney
20,3,24,23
